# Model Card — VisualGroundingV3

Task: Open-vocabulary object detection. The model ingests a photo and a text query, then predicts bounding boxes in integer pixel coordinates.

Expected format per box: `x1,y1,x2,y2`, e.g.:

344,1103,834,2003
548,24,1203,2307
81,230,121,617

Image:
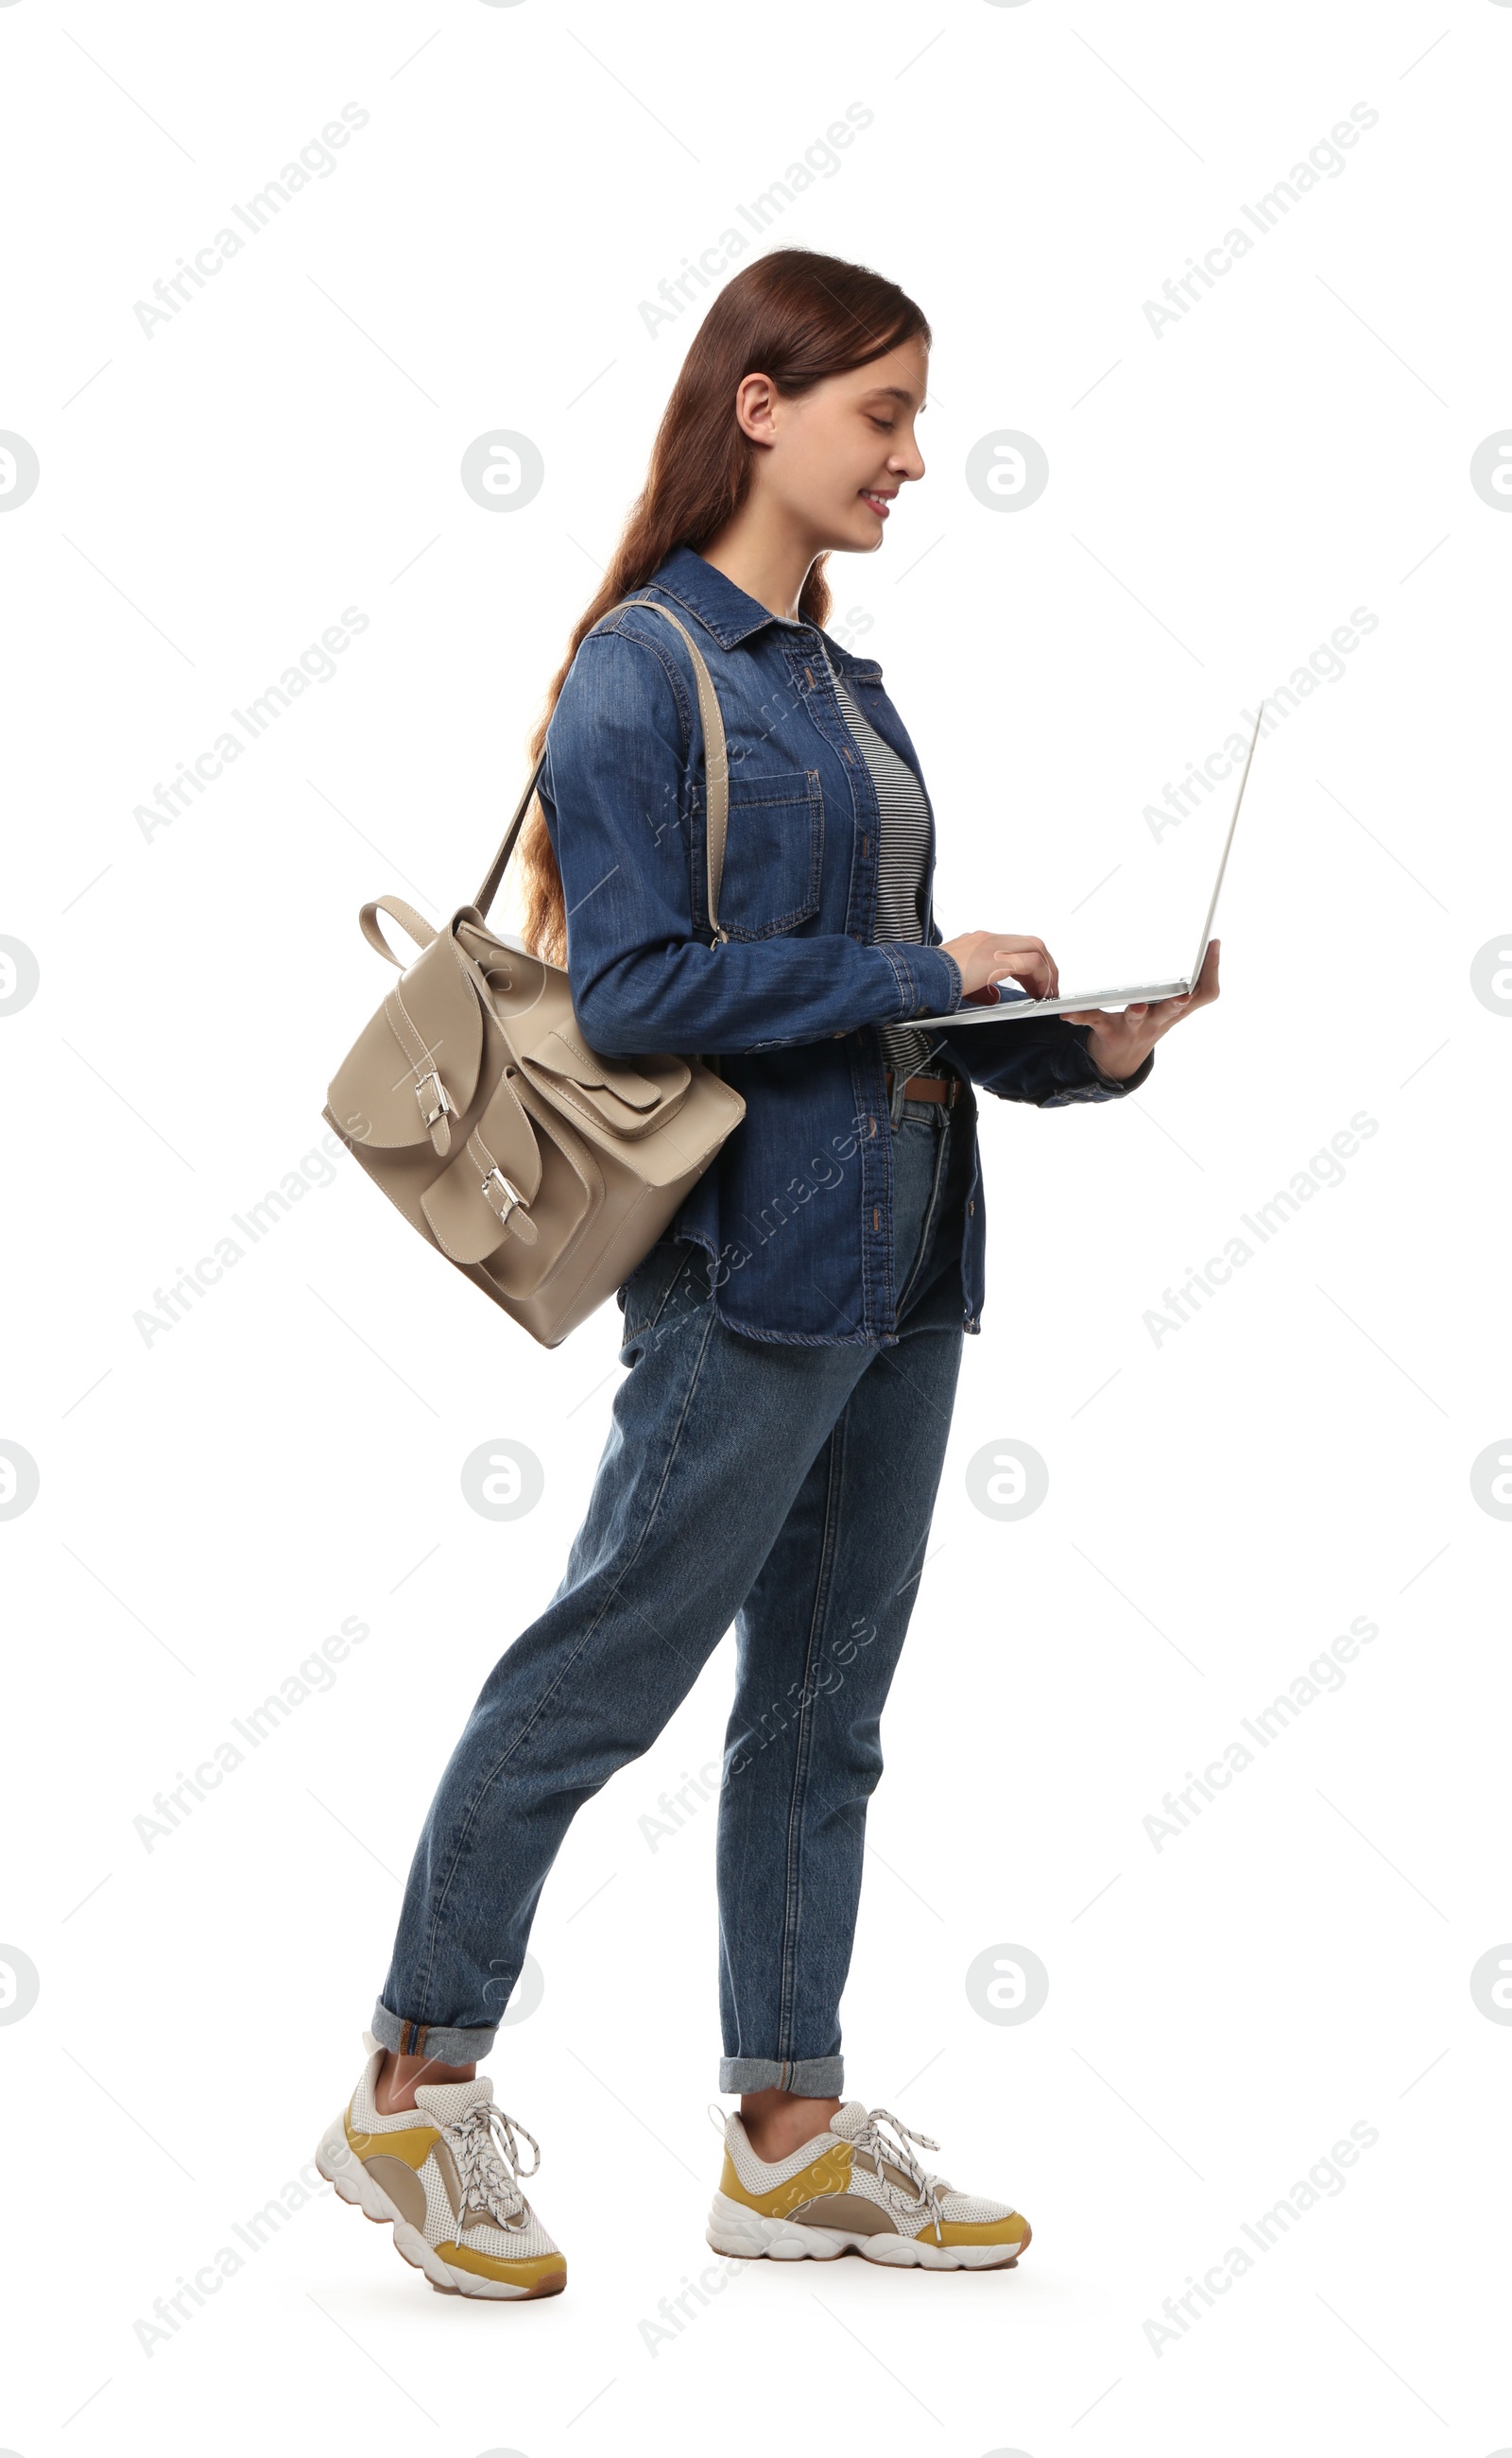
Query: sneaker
706,2099,1031,2270
315,2034,566,2299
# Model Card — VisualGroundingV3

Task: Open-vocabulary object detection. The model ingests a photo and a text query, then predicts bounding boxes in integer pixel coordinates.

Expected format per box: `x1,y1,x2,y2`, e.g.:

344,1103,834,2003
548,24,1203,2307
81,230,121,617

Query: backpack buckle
481,1167,525,1226
416,1070,454,1129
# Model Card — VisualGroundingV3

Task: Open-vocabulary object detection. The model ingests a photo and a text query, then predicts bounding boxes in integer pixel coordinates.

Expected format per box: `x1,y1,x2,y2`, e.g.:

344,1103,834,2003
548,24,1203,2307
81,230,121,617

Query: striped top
815,641,946,1085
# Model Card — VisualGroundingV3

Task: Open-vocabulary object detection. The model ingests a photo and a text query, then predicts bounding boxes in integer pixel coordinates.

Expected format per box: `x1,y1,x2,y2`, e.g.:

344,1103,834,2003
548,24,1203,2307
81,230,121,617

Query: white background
3,1,1509,2451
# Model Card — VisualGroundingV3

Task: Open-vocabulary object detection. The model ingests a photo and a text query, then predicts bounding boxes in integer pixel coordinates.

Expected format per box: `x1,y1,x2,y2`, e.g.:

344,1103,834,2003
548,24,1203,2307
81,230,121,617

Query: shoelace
442,2102,541,2233
850,2106,949,2243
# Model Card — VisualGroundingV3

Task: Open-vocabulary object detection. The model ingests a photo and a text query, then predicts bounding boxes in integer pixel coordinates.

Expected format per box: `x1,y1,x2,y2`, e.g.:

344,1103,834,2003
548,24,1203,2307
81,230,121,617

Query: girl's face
743,335,928,555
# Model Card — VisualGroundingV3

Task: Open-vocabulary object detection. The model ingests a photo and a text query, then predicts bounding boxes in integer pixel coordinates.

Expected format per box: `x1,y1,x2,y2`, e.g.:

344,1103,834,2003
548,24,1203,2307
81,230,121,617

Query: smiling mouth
860,489,894,517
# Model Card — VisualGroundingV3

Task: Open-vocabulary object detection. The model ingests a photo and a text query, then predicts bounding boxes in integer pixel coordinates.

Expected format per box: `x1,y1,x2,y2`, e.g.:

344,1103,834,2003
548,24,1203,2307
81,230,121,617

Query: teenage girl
317,247,1217,2296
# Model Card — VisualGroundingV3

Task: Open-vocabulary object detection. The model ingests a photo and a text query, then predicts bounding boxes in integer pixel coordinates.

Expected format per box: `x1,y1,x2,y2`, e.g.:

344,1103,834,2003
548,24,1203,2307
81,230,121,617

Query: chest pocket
712,766,824,940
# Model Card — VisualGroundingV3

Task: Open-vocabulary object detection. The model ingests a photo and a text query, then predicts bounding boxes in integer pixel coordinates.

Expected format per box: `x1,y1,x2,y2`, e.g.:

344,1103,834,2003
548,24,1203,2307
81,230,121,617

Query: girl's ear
734,370,782,444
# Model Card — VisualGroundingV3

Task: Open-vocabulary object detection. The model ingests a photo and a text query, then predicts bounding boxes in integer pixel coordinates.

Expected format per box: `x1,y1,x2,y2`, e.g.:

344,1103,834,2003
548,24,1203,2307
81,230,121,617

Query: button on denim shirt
540,543,1153,1348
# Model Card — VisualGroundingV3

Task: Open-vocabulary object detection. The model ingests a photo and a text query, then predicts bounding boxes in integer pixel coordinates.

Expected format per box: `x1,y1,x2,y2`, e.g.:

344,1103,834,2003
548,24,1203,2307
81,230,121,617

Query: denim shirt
539,543,1153,1347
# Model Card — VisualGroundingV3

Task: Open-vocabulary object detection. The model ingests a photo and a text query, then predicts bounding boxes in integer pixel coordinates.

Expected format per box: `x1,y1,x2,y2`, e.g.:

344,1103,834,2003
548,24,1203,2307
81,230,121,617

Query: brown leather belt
884,1067,963,1108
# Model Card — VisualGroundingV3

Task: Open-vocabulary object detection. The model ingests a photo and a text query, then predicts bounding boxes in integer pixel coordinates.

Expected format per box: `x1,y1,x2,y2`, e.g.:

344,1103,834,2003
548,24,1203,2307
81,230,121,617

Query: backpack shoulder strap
472,594,731,942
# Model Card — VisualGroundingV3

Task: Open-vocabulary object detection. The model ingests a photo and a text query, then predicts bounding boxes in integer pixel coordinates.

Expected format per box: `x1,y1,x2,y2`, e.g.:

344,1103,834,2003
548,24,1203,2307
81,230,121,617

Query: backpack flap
421,1071,556,1266
327,920,484,1156
520,1026,691,1143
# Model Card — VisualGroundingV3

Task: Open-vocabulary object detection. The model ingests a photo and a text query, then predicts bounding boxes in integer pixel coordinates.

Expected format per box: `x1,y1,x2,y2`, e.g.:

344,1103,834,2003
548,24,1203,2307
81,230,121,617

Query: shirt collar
639,543,884,681
638,542,793,649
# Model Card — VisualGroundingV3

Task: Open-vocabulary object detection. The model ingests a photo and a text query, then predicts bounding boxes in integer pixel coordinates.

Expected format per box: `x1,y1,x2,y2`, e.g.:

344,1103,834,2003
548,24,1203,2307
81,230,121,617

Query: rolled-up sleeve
541,626,963,1056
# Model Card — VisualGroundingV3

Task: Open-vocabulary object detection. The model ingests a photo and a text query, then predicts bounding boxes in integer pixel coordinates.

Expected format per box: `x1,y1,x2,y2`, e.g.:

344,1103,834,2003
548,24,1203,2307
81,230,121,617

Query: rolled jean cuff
370,2001,498,2066
718,2054,845,2095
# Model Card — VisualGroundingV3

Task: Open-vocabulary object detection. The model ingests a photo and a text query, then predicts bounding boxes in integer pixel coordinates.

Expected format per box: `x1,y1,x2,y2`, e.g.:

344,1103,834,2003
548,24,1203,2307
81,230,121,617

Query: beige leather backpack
321,597,747,1349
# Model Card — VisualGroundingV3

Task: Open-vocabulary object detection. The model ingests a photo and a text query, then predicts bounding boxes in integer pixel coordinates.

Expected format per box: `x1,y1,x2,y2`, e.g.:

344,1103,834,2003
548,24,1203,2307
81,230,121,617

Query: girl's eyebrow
864,386,928,410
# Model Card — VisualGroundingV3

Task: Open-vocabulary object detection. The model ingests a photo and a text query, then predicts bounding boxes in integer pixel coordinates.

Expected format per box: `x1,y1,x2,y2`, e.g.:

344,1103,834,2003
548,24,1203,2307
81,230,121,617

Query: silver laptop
914,697,1263,1025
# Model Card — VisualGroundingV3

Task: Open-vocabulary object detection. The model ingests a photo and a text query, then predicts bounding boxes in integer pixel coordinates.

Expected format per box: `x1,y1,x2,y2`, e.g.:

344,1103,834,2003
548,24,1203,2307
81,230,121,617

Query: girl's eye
870,416,895,432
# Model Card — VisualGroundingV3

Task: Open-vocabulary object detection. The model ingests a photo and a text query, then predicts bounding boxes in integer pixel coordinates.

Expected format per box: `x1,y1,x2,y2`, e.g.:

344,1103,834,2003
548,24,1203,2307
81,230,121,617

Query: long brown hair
511,246,931,965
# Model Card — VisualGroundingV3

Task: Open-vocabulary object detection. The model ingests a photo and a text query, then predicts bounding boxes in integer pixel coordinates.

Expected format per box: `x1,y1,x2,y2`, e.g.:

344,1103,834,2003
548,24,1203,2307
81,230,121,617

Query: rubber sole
315,2113,566,2300
704,2189,1030,2270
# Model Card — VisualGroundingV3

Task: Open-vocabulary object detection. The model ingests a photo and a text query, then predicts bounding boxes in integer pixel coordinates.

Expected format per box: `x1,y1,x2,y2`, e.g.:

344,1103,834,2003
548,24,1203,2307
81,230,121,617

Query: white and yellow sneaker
707,2100,1031,2270
316,2035,566,2299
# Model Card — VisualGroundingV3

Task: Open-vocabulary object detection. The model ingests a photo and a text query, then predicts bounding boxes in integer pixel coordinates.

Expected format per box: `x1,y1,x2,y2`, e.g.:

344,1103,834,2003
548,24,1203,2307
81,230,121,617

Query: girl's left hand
1062,937,1221,1080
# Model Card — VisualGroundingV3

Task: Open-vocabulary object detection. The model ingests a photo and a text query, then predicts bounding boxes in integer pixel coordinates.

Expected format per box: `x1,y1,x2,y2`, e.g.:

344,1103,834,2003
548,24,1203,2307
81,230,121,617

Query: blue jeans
373,1088,973,2092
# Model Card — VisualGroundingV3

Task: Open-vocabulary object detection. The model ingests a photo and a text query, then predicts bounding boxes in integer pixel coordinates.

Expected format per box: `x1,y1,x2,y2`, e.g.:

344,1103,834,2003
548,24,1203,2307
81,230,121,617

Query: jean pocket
712,766,824,939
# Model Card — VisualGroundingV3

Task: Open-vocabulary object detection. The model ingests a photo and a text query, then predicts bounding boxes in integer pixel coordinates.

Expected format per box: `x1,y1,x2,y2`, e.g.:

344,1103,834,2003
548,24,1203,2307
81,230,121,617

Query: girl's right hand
941,931,1059,1001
